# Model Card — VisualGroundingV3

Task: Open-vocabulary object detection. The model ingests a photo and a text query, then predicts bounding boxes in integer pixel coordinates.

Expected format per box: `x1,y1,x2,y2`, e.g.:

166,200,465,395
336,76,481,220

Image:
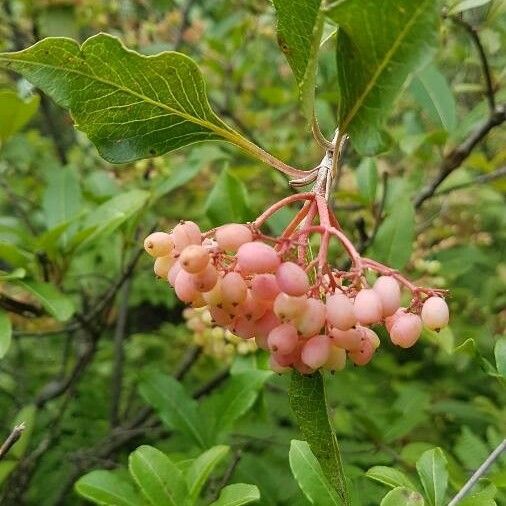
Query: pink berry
237,290,268,321
168,262,182,286
192,264,218,292
385,308,405,333
373,276,401,317
236,241,280,274
324,344,346,372
268,323,299,354
221,272,248,307
269,355,291,374
421,297,449,330
354,289,383,325
251,274,280,301
231,316,256,339
358,326,380,349
295,297,326,338
349,338,375,366
329,327,363,352
172,221,201,252
301,335,332,369
273,293,308,322
202,280,223,306
390,313,422,348
253,311,280,340
326,293,357,330
209,305,233,326
276,262,309,296
144,232,174,257
153,255,175,278
179,245,209,273
174,270,199,303
215,224,253,252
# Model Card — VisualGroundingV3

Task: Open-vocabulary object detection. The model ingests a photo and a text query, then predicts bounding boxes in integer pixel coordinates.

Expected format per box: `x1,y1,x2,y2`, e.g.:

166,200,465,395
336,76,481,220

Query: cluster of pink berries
144,193,449,375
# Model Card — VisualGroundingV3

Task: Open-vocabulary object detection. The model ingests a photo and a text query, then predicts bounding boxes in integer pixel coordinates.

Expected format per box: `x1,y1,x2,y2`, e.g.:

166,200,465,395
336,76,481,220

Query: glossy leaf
205,167,252,226
410,64,457,131
186,445,230,503
272,0,324,119
0,90,39,142
0,310,12,359
15,280,75,321
366,466,418,491
370,197,415,269
289,440,342,505
0,34,270,166
416,448,448,506
289,372,348,504
381,487,425,506
210,483,260,506
129,445,188,506
75,470,143,506
356,158,378,204
139,371,208,448
326,0,439,154
202,370,272,441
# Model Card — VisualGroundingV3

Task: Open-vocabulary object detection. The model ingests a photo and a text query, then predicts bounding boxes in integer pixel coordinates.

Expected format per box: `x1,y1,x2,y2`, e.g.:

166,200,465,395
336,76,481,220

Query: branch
449,14,496,112
414,104,505,208
0,423,25,461
0,293,44,318
173,0,197,51
448,439,506,506
433,166,506,197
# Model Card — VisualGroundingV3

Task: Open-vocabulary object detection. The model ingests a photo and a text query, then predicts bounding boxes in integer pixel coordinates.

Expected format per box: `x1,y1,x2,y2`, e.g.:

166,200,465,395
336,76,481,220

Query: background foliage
0,0,505,505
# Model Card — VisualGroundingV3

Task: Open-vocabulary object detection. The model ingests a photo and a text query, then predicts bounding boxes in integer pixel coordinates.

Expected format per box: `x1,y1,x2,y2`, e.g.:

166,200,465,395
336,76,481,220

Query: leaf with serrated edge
0,34,290,171
416,448,448,506
326,0,439,154
272,0,324,119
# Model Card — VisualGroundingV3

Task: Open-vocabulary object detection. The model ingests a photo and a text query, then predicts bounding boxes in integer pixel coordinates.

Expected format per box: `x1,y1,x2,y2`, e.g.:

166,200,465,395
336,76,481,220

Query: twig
0,423,25,461
210,449,243,502
0,293,44,318
173,0,196,50
448,439,506,505
414,104,505,208
449,14,496,112
433,166,506,197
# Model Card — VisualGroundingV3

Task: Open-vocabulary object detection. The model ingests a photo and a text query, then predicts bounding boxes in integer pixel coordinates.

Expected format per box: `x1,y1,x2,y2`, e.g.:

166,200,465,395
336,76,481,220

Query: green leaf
289,371,348,504
128,445,188,506
75,470,143,506
356,158,378,204
326,0,439,154
416,448,448,506
186,445,230,503
202,370,272,442
0,241,34,268
210,483,260,506
369,197,415,269
15,280,75,321
42,166,82,230
0,90,39,142
410,63,457,131
494,338,506,377
139,371,208,448
205,167,252,226
0,34,267,165
448,0,492,15
454,427,490,469
0,310,12,359
11,405,36,459
0,268,26,281
458,483,497,506
272,0,324,119
381,487,425,506
366,466,418,491
289,440,342,506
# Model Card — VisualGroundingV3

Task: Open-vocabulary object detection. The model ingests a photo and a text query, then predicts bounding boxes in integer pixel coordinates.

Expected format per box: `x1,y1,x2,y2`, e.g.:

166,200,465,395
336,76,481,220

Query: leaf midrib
340,0,431,132
0,54,235,142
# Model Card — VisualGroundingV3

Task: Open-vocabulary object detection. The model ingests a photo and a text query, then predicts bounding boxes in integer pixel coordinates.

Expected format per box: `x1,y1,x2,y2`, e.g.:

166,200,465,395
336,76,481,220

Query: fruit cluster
144,193,449,374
